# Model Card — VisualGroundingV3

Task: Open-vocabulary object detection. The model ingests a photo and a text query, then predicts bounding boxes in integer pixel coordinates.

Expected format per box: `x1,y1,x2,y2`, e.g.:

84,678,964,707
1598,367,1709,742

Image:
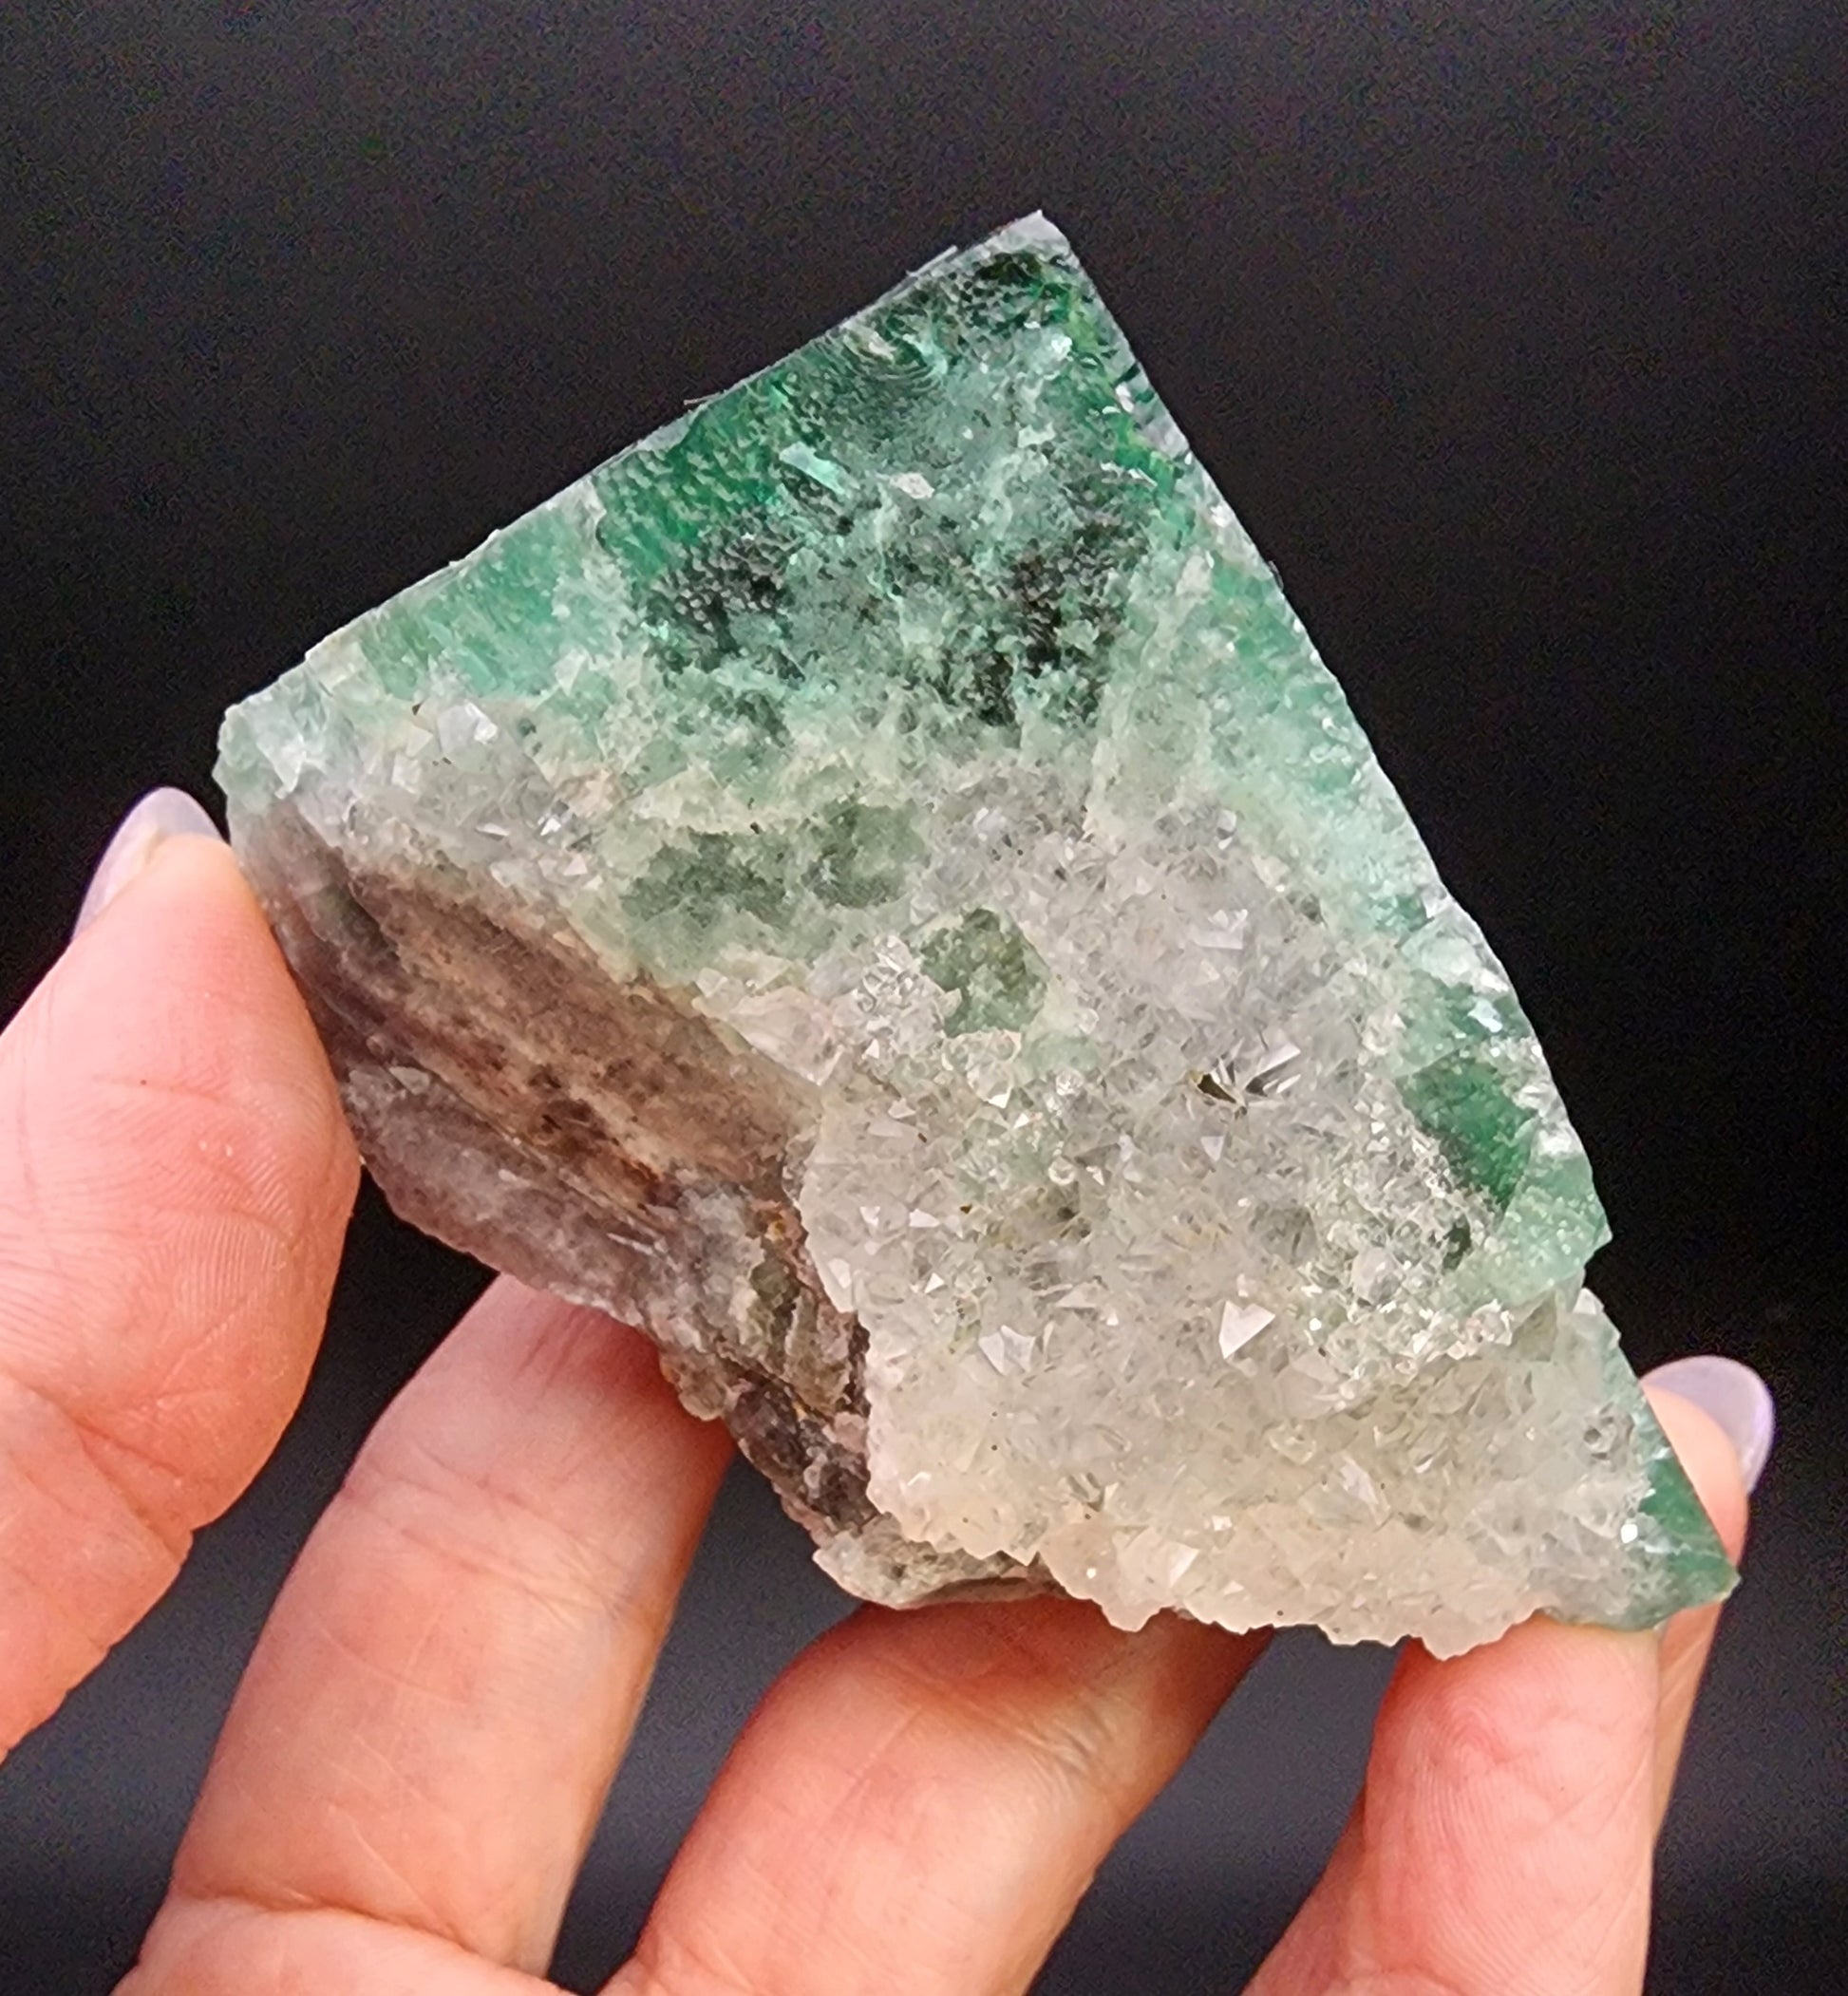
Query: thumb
0,792,357,1752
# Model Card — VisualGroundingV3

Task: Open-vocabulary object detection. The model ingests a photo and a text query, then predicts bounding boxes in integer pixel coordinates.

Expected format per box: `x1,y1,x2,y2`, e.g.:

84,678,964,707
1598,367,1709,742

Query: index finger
0,799,357,1750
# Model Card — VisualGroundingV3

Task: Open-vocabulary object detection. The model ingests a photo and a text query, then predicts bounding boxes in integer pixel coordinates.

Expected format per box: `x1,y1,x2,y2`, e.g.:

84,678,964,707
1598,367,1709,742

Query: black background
2,5,1844,1991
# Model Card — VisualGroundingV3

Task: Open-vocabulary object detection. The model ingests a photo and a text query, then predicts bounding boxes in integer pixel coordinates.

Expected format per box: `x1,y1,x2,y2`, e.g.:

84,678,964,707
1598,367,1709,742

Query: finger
132,1277,732,1988
1641,1368,1762,1821
0,797,357,1751
607,1599,1267,1996
1249,1376,1755,1996
1251,1627,1663,1995
124,1904,552,1996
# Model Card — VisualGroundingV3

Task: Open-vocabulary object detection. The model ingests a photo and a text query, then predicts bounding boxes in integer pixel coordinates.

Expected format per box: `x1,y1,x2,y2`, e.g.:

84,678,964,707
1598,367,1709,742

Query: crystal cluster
217,216,1733,1654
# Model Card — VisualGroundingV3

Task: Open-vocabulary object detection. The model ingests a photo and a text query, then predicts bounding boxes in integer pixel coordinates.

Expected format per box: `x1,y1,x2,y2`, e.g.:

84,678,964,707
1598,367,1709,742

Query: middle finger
145,1275,732,1976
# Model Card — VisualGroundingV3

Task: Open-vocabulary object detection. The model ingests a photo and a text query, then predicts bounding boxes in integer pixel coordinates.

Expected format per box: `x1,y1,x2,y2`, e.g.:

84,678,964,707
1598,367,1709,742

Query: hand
3,791,1768,1996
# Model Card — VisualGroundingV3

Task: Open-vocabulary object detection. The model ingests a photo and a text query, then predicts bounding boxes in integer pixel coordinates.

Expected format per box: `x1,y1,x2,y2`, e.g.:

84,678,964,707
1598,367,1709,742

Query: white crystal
1219,1303,1277,1359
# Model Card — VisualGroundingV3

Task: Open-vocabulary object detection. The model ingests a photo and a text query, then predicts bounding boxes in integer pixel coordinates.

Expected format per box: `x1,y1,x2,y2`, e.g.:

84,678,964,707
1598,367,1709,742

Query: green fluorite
218,216,1733,1653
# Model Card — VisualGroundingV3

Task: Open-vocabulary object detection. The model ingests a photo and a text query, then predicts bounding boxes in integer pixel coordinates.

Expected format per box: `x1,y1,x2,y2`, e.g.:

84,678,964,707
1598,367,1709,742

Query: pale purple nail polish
73,787,223,936
1643,1355,1777,1493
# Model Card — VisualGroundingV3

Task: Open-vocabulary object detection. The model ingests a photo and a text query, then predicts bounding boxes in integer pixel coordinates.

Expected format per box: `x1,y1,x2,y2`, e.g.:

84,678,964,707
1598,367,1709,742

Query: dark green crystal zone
349,233,1188,749
1601,1411,1738,1628
1399,1050,1537,1214
587,235,1188,750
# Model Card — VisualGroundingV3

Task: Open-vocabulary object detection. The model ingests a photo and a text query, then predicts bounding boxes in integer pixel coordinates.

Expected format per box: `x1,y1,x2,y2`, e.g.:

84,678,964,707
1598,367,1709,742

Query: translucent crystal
217,215,1734,1654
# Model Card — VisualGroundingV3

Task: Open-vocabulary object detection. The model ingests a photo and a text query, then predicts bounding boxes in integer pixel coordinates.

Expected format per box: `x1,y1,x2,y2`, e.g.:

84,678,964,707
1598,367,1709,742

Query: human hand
2,791,1769,1995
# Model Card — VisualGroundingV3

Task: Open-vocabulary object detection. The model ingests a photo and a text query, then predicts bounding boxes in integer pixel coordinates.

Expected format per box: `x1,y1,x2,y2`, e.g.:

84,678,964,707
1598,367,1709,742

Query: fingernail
1643,1355,1777,1493
74,788,223,936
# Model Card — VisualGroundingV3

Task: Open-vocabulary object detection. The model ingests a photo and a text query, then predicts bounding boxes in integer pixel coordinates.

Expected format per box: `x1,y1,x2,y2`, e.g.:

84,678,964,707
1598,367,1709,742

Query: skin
0,832,1751,1996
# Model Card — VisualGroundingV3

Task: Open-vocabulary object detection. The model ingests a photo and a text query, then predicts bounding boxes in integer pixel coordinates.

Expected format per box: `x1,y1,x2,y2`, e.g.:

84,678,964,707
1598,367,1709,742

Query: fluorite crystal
218,215,1734,1655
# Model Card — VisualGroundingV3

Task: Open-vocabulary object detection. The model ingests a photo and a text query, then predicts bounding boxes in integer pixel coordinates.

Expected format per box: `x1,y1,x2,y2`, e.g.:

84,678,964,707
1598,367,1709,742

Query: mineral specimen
217,215,1734,1654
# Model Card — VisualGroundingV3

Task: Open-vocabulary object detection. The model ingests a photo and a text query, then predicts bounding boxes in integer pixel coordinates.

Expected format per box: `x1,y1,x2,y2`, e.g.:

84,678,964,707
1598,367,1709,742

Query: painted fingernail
74,787,223,936
1643,1355,1777,1494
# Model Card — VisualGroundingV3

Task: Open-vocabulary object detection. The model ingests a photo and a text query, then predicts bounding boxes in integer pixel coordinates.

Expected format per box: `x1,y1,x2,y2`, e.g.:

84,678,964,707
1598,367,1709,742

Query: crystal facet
217,215,1734,1654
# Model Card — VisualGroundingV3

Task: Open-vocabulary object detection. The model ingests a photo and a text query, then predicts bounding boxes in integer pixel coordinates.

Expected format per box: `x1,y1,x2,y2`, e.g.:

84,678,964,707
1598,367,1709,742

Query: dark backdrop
1,5,1843,1992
